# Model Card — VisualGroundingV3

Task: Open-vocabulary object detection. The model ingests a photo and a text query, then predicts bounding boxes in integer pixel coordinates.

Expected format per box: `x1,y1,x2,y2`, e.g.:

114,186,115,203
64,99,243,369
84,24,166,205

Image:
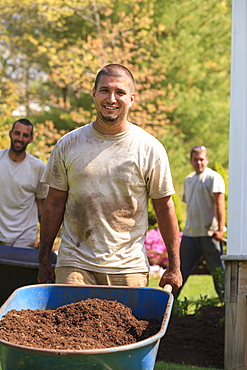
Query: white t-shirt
182,167,225,237
42,122,175,273
0,149,48,246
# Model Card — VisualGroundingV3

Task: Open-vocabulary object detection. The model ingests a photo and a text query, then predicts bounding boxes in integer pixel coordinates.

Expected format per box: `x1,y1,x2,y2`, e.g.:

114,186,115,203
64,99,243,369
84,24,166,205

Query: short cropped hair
190,145,207,159
94,64,135,93
12,118,34,136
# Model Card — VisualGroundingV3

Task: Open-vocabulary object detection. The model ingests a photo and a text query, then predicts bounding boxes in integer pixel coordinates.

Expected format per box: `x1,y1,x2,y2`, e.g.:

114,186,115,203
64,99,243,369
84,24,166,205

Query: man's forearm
152,196,182,291
157,209,180,270
39,207,63,264
39,199,66,265
214,193,225,231
39,187,67,264
212,193,225,241
152,197,180,269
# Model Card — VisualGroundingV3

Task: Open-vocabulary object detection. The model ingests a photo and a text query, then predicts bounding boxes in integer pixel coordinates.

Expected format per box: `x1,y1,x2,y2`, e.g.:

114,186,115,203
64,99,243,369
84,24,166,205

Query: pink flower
144,229,183,268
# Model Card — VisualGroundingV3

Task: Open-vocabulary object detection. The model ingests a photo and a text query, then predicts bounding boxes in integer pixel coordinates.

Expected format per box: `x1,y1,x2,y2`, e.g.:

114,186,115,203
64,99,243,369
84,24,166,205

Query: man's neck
93,119,131,135
8,149,26,162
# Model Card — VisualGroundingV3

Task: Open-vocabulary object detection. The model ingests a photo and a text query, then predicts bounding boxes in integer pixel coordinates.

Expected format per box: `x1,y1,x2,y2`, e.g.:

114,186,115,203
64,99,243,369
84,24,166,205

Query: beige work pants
55,266,149,287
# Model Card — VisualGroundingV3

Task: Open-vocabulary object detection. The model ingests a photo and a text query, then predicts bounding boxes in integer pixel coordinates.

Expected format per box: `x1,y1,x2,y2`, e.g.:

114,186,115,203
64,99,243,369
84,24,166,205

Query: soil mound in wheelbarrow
0,298,160,350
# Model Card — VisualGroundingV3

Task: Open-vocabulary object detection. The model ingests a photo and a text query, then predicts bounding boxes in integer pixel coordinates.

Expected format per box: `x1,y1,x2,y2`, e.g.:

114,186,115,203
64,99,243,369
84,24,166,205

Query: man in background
175,145,225,299
0,118,48,248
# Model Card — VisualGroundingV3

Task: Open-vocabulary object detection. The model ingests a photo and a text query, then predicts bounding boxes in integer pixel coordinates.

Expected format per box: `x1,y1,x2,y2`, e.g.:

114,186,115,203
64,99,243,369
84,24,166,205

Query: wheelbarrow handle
163,284,172,293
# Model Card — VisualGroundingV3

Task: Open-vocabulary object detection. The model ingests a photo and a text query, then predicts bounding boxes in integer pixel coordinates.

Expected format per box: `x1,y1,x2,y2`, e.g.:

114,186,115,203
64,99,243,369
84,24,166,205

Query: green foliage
148,198,158,230
0,0,231,203
153,0,231,171
172,193,185,231
172,296,191,318
193,295,223,318
154,361,222,370
0,119,11,149
173,294,223,318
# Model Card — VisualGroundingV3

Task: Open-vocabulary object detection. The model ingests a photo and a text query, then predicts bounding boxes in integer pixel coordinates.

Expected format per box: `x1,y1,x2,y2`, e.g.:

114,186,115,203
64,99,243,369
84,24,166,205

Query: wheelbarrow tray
0,245,57,306
0,284,173,370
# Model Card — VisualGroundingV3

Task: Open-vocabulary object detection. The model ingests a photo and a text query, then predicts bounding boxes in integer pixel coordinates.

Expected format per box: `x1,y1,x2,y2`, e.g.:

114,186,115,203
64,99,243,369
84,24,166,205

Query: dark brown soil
0,298,225,369
157,304,225,369
0,298,160,350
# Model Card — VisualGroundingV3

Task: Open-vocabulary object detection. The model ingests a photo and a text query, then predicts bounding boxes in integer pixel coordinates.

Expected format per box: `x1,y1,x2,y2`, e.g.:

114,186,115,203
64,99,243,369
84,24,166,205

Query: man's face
92,75,135,127
190,151,209,174
9,122,33,153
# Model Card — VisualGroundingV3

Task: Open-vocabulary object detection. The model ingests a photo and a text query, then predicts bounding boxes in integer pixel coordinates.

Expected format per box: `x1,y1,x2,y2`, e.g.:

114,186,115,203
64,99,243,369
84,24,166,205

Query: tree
0,0,231,214
153,0,231,171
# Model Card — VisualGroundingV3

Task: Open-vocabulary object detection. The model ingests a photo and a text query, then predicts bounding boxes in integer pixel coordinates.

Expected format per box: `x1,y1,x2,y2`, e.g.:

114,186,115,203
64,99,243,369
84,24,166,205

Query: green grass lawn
154,362,221,370
149,273,219,314
149,273,218,302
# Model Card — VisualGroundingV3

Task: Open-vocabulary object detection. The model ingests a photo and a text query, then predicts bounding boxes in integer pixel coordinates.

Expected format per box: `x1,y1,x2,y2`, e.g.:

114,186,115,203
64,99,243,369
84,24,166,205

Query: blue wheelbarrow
0,284,173,370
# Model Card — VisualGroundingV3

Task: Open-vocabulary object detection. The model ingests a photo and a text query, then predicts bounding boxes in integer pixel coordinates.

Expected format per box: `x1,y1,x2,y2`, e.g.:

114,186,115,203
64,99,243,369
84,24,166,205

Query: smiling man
38,64,182,292
92,67,135,133
0,119,48,248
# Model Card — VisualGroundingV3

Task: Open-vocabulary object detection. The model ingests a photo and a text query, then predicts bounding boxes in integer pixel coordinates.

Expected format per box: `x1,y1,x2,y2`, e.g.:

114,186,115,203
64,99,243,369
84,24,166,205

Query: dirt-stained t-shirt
182,167,225,237
41,122,175,273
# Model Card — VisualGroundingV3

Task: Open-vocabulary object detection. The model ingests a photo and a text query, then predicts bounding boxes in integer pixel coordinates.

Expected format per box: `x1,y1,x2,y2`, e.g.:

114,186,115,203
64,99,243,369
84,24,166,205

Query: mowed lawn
149,273,218,301
154,363,221,370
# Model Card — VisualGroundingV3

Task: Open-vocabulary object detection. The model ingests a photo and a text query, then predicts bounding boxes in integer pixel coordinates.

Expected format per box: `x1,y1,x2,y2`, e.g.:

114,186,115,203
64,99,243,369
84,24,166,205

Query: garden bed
157,304,224,369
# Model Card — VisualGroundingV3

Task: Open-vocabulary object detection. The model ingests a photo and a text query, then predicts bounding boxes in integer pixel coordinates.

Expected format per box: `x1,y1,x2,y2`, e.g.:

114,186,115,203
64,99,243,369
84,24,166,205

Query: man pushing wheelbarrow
38,64,182,293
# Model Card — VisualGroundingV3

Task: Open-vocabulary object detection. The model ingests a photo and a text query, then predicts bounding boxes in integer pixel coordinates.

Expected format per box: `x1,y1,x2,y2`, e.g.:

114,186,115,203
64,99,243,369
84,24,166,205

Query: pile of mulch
0,298,160,350
0,297,225,369
157,304,225,369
